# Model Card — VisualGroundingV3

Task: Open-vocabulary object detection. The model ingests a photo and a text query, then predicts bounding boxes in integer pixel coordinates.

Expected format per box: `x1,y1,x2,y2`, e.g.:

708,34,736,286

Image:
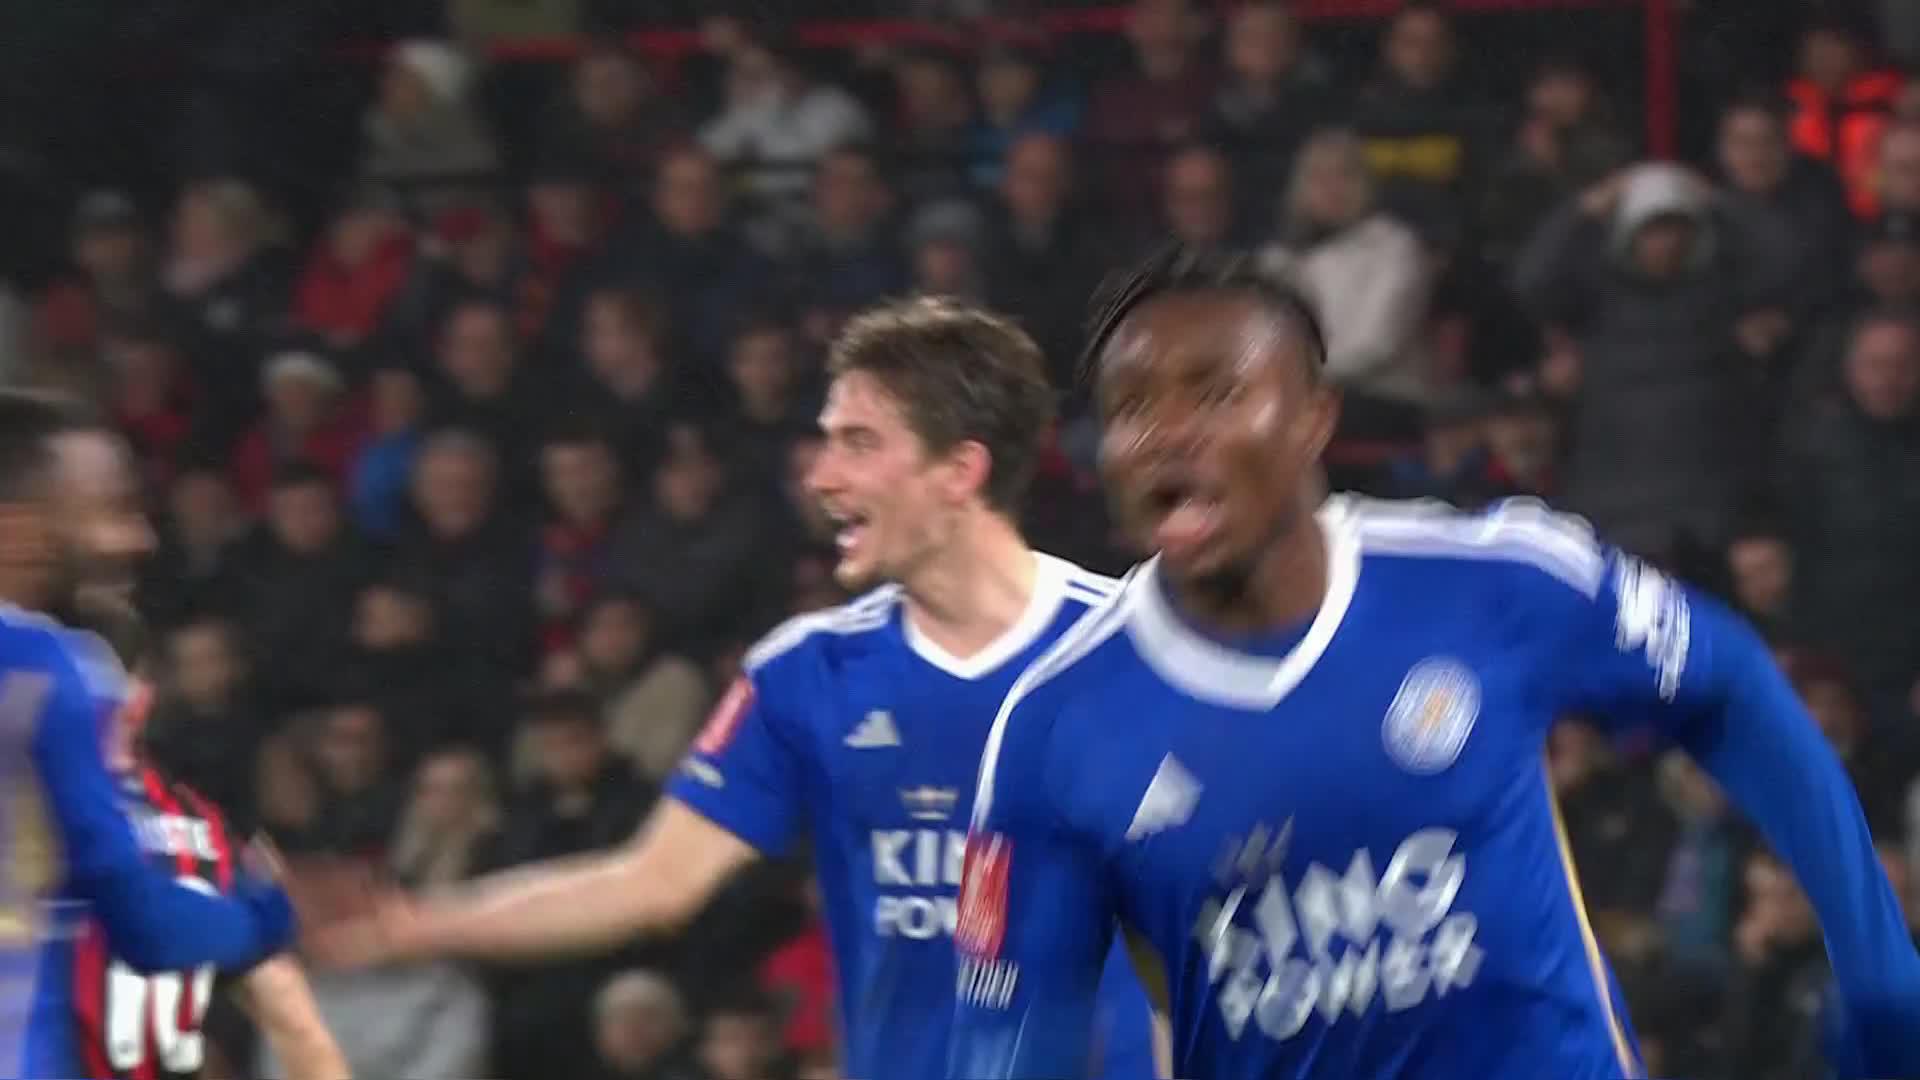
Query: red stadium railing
341,0,1678,158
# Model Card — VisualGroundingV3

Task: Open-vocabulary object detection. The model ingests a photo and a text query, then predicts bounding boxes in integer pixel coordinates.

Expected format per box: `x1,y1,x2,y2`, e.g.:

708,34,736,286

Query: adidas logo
845,710,901,749
1126,753,1202,841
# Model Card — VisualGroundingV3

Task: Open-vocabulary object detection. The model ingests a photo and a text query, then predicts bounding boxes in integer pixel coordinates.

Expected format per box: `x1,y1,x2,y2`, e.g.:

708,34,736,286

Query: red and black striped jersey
67,766,239,1080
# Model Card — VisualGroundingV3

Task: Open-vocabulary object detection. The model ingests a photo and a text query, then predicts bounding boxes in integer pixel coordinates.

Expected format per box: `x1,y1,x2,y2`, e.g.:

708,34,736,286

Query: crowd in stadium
5,0,1920,1077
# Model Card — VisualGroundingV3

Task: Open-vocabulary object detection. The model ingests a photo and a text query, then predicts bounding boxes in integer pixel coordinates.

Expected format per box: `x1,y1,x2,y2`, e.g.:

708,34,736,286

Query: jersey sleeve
950,680,1117,1080
664,667,806,857
24,659,292,973
1518,511,1920,1077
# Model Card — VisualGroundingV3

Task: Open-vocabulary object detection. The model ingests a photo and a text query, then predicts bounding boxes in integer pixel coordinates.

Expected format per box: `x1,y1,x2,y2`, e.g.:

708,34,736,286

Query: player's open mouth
828,509,871,554
1142,477,1225,555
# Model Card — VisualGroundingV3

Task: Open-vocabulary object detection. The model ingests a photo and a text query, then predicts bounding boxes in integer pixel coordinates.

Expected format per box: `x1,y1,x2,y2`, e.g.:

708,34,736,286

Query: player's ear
1295,381,1340,461
943,439,994,504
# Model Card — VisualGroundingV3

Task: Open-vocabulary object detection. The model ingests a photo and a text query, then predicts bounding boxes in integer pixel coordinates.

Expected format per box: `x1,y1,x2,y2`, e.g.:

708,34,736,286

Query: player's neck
1175,507,1330,636
900,513,1036,658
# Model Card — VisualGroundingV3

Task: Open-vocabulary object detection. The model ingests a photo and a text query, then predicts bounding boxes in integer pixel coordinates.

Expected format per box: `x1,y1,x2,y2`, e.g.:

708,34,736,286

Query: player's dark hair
827,296,1054,513
1081,244,1329,386
0,390,107,502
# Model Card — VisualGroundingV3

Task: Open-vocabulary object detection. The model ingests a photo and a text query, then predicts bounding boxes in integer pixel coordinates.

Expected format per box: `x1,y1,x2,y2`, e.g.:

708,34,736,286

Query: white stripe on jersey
1339,495,1606,598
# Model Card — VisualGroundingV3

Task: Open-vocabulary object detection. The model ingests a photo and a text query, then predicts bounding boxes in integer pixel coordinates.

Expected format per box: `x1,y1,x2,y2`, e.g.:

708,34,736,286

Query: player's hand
301,887,425,971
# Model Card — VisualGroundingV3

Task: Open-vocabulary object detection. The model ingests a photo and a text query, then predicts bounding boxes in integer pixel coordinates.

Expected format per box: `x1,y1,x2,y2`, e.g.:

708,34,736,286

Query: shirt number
102,876,218,1074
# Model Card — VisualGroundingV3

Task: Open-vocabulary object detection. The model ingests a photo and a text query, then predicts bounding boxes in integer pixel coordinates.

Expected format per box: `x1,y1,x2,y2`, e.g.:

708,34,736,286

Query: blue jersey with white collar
0,607,292,1079
953,496,1920,1080
667,553,1158,1080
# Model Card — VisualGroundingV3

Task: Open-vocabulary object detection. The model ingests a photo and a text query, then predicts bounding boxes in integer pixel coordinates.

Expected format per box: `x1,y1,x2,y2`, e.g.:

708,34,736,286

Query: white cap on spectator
393,40,474,104
261,350,343,394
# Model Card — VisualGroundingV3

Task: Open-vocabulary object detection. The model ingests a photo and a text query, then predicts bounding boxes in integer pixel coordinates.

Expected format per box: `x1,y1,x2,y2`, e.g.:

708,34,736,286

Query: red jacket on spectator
294,231,416,344
1787,70,1903,217
759,920,833,1059
229,399,369,514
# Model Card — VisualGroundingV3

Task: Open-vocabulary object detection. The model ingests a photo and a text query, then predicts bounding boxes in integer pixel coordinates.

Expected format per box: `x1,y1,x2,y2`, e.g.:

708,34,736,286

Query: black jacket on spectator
1782,401,1920,697
1514,193,1763,556
230,528,369,713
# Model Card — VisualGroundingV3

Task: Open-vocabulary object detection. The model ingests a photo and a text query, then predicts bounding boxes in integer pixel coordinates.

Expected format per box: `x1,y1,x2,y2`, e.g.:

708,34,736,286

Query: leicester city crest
1382,658,1482,774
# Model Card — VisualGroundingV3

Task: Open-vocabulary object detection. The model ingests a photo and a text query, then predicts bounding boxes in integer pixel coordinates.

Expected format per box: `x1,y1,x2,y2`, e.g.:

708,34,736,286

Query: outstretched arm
312,798,756,964
24,668,292,972
230,955,350,1080
1537,524,1920,1078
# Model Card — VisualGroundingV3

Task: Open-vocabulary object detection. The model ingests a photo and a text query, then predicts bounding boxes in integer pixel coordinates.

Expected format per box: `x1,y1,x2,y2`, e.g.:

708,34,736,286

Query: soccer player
950,248,1920,1080
43,610,349,1080
302,298,1160,1080
0,392,296,1077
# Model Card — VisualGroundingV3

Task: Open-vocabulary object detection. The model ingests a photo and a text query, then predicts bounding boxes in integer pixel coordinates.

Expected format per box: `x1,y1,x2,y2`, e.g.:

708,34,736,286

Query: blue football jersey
954,497,1920,1080
667,553,1158,1080
0,607,292,1079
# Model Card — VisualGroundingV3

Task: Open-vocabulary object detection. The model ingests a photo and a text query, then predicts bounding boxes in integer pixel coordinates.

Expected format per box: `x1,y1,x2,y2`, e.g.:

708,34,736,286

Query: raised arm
24,667,292,972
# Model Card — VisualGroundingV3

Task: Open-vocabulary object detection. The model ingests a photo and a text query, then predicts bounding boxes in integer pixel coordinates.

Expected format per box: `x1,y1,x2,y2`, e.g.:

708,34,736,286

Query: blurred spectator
783,143,907,333
1549,721,1677,948
399,429,538,690
1264,129,1435,432
102,315,198,490
231,349,366,513
1714,92,1852,333
358,40,502,196
350,361,428,540
307,703,407,858
700,28,872,202
575,286,680,474
164,179,296,446
347,571,494,763
389,745,503,890
538,41,684,184
139,465,250,627
145,615,266,831
698,986,793,1080
611,419,786,654
493,689,658,1080
1722,517,1796,638
982,133,1106,390
561,592,712,786
1651,753,1746,981
1159,143,1239,252
1514,163,1760,558
1876,120,1920,216
906,199,987,300
1209,0,1332,206
1348,2,1490,248
1385,387,1499,505
722,312,817,486
568,145,773,365
1792,657,1912,832
1784,17,1902,218
1481,385,1558,498
293,185,417,350
1721,853,1830,1080
759,876,833,1065
889,47,977,206
1781,310,1920,700
383,200,527,356
232,464,369,711
36,190,162,355
1793,210,1920,403
536,425,626,652
1085,0,1218,212
591,970,702,1080
1480,59,1632,265
971,39,1080,186
434,296,546,501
